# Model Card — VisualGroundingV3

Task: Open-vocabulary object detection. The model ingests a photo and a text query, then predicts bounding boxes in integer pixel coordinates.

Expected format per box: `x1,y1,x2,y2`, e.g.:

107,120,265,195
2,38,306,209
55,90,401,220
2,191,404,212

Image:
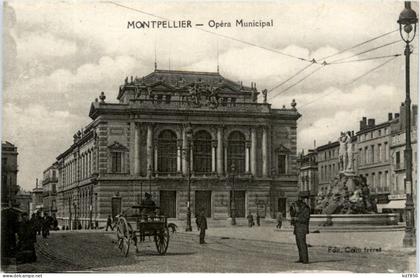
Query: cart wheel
116,217,131,257
154,227,170,255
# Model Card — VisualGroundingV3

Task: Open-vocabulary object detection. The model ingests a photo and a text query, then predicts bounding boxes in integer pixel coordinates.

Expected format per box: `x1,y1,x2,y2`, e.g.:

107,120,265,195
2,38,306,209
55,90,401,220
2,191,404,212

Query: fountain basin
310,213,399,226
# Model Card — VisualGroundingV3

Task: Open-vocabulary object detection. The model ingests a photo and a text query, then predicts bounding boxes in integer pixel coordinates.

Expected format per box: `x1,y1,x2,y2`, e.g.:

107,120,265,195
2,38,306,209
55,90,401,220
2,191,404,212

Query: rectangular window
371,145,375,163
384,142,388,160
371,173,375,189
378,144,382,162
396,151,401,169
364,147,368,164
52,184,56,193
378,129,381,137
278,154,287,174
111,152,122,173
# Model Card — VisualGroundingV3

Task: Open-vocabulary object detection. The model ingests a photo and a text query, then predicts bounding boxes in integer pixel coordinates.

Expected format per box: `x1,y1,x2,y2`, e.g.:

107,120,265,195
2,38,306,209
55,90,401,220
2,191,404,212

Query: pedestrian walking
276,212,283,229
106,215,114,231
35,212,42,235
256,212,260,226
41,215,50,238
196,208,207,244
292,198,310,264
247,212,254,227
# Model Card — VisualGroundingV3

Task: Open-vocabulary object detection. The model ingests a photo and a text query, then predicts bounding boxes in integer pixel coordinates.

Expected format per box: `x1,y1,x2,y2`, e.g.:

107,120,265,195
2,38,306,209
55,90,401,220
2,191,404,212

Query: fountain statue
314,131,377,215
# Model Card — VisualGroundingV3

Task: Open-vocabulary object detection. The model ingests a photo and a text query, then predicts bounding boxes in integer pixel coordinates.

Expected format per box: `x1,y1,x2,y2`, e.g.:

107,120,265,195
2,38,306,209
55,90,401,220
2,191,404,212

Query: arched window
227,131,245,173
158,130,177,173
193,131,212,173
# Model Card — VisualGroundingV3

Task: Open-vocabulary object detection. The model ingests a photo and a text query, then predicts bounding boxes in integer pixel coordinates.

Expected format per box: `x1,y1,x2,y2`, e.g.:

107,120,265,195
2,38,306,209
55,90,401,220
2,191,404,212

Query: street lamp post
230,163,236,225
184,123,193,232
398,1,417,248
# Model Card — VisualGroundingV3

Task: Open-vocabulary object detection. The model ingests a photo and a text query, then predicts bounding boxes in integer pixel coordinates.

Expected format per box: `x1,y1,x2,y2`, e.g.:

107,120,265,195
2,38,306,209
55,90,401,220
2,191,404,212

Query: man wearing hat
292,197,310,264
196,208,207,244
141,192,157,217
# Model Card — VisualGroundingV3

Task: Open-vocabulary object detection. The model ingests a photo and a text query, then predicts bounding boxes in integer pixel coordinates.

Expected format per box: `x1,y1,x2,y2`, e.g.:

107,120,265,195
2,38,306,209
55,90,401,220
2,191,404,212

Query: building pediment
275,145,291,153
108,141,128,151
148,81,176,92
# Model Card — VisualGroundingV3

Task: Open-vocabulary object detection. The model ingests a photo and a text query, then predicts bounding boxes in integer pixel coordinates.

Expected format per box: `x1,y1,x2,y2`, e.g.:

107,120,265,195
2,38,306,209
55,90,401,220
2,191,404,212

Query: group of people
246,212,261,227
108,192,310,263
1,209,58,265
31,212,58,238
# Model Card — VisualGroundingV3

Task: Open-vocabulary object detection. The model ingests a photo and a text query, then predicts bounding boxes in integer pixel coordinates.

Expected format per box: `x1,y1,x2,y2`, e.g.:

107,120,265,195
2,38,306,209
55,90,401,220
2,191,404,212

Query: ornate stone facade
56,69,300,228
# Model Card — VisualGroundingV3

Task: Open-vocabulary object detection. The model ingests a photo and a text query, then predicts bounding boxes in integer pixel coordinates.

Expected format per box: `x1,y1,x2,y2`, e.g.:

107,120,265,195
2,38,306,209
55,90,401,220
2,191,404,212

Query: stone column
134,123,141,175
250,128,257,176
224,146,228,174
211,141,217,173
177,140,182,173
262,127,268,177
182,128,188,175
190,144,194,174
217,127,224,175
245,141,250,173
146,124,153,173
154,144,158,174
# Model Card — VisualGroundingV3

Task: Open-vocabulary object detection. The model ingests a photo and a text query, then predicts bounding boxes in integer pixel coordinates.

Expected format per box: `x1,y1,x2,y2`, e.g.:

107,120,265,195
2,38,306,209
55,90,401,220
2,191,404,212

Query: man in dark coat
247,212,254,227
141,192,157,218
292,199,310,264
106,215,114,231
16,212,37,263
41,215,50,238
1,207,19,258
196,208,207,244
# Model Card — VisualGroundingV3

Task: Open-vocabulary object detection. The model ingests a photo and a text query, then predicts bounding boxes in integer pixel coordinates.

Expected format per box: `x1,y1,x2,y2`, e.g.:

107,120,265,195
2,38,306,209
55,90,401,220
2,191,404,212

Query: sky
2,0,419,191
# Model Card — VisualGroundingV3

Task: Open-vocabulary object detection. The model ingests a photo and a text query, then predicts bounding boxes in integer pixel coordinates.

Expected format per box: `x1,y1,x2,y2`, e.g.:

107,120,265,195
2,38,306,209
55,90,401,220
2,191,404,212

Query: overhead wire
108,0,402,107
328,53,402,65
319,29,398,61
268,65,325,100
267,30,399,100
328,40,401,63
298,55,400,109
267,62,315,93
107,1,312,63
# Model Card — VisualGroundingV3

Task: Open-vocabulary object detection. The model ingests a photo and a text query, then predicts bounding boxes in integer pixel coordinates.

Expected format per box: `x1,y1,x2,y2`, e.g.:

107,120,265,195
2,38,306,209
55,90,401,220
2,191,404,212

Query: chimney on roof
368,118,375,127
388,113,393,121
360,117,367,130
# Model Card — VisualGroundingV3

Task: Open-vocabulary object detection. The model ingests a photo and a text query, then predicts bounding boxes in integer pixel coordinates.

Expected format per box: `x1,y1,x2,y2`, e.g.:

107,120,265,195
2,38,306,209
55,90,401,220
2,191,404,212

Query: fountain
311,131,398,226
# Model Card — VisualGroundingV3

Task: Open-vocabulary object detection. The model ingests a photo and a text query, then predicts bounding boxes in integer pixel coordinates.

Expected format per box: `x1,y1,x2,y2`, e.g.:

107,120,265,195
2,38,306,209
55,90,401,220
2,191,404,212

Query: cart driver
141,193,157,218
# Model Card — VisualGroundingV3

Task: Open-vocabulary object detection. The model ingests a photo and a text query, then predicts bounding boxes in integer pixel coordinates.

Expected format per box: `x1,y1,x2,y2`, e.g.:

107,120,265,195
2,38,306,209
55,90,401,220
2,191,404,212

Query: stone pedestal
343,171,357,192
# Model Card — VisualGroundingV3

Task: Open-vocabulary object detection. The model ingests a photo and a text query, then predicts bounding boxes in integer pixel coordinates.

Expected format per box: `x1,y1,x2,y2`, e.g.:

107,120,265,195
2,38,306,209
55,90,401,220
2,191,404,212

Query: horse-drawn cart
115,205,171,257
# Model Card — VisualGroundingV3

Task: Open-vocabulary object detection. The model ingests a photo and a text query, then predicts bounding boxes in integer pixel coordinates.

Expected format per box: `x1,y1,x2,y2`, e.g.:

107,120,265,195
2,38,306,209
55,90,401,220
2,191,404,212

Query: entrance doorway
195,191,212,217
278,198,287,217
230,191,245,217
111,196,122,219
160,191,176,218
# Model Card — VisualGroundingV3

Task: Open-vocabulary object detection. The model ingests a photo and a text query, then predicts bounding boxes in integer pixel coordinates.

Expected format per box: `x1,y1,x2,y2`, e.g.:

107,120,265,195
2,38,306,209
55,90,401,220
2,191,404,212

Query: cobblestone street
12,229,415,273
